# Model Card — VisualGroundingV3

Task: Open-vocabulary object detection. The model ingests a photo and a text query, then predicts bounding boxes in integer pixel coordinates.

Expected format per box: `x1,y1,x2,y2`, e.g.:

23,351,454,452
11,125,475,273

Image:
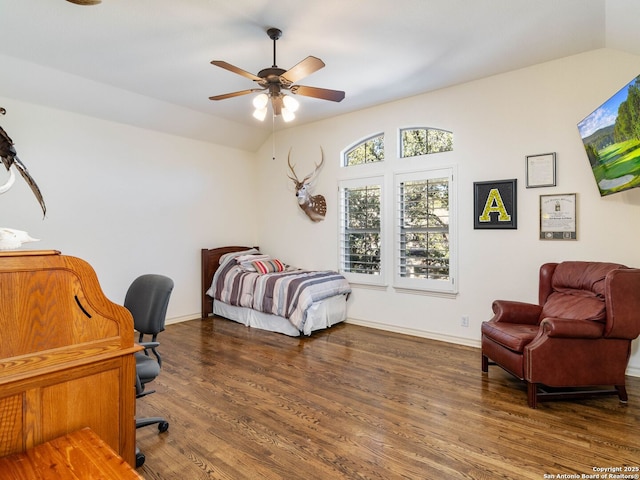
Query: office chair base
135,447,145,468
136,416,169,432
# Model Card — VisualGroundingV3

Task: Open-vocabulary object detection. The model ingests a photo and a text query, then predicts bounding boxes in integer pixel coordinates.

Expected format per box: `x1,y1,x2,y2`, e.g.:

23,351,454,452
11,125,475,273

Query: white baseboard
165,313,201,326
345,317,481,348
627,366,640,378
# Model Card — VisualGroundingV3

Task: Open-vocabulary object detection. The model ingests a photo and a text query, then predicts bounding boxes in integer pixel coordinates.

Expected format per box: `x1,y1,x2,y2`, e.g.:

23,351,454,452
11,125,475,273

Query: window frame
342,133,385,167
399,127,454,158
338,176,386,287
393,167,457,295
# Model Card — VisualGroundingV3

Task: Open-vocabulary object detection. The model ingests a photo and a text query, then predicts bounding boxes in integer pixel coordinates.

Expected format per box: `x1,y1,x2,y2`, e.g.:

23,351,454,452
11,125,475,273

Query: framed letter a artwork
474,179,517,229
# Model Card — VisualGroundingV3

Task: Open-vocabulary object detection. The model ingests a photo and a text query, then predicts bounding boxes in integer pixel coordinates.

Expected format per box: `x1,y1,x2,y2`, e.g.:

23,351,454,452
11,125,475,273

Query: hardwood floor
135,318,640,479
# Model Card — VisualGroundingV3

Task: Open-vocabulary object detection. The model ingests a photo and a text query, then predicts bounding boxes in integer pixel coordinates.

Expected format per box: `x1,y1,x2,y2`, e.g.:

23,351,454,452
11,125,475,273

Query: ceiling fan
209,28,345,121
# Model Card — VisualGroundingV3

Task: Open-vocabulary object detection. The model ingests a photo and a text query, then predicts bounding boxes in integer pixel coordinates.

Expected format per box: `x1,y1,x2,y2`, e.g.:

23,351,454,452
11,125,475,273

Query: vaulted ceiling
1,0,639,151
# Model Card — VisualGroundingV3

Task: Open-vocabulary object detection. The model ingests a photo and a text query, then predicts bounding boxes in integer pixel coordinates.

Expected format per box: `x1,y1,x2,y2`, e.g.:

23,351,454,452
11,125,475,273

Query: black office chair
124,274,174,468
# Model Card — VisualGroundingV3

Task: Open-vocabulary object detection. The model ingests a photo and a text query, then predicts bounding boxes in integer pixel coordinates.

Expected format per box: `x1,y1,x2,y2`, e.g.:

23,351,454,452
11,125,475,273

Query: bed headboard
201,246,257,319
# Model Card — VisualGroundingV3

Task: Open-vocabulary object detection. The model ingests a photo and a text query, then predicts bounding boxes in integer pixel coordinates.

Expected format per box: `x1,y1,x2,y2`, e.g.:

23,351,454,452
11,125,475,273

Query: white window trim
337,176,386,287
341,132,385,167
398,126,454,159
393,166,458,295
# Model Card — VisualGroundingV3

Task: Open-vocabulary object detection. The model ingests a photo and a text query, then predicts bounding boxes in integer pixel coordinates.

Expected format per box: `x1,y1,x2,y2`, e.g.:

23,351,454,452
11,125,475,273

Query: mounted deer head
287,147,327,222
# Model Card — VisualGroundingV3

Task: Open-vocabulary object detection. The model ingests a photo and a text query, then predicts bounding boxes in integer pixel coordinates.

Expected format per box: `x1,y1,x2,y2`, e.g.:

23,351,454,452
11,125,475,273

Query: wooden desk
0,428,142,479
0,251,139,466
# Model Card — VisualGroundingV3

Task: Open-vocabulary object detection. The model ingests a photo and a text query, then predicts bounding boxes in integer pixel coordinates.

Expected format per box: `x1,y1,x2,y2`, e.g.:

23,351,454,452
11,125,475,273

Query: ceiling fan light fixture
282,95,299,113
253,107,268,121
252,93,269,110
281,107,295,123
209,27,345,123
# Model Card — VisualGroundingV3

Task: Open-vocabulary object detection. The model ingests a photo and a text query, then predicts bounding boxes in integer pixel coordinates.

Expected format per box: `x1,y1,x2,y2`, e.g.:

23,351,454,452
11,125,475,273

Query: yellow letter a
479,188,511,222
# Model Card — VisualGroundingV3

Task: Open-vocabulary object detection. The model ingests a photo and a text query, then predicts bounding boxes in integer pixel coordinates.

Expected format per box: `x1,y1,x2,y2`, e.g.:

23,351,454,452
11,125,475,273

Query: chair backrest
124,274,174,341
604,267,640,338
538,261,640,339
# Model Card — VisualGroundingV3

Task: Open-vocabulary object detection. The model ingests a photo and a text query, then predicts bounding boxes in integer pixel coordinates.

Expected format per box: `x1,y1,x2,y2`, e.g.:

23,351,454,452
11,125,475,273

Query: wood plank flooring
135,318,640,479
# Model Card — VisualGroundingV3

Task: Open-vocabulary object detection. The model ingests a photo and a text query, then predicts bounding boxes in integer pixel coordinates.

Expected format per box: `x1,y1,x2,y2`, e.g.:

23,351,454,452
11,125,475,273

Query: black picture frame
474,179,517,229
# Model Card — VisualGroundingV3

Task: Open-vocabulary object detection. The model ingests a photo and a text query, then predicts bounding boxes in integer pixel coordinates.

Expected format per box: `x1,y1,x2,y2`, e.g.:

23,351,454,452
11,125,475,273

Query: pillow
252,259,285,274
219,248,259,265
236,253,268,263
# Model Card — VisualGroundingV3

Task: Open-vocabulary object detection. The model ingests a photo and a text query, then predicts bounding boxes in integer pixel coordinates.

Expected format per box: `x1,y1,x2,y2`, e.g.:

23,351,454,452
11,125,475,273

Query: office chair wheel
136,450,146,468
158,421,169,433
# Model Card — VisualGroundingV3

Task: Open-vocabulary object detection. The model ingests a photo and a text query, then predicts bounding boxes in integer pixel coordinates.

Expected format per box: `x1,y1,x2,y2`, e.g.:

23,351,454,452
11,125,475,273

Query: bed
201,246,351,336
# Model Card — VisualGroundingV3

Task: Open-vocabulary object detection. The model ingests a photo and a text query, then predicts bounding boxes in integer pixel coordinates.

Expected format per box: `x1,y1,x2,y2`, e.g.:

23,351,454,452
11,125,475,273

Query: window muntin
400,128,453,158
344,134,385,166
339,178,384,284
395,169,456,293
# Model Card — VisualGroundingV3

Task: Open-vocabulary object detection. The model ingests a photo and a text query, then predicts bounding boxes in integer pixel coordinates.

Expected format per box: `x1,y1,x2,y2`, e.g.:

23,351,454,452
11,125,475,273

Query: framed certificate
540,193,576,240
526,153,556,188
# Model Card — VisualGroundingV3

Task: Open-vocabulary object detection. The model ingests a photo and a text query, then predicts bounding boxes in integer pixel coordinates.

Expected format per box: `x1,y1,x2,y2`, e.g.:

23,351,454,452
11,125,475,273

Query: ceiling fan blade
208,89,263,101
280,56,325,84
290,85,345,102
210,60,263,82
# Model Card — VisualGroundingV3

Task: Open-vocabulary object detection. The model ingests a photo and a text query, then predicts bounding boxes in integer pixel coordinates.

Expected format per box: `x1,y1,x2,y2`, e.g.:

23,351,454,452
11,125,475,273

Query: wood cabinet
0,250,139,467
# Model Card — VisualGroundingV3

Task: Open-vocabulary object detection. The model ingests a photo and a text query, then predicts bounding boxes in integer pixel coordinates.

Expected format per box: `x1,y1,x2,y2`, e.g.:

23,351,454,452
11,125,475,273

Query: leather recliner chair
481,261,640,408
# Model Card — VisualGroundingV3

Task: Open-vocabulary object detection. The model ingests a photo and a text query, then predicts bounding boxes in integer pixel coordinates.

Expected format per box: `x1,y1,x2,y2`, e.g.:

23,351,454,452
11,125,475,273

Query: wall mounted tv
578,75,640,196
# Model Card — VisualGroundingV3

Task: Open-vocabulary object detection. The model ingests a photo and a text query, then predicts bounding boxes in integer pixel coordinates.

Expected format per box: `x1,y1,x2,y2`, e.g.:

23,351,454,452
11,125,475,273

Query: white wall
3,47,639,374
254,48,640,374
0,97,257,320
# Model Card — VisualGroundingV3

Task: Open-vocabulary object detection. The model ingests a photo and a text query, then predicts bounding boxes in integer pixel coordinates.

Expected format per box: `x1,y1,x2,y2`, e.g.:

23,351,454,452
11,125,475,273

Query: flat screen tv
578,75,640,196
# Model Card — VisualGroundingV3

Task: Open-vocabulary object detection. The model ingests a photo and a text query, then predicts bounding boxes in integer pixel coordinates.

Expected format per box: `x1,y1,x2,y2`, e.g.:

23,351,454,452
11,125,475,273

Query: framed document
540,193,576,240
526,153,556,188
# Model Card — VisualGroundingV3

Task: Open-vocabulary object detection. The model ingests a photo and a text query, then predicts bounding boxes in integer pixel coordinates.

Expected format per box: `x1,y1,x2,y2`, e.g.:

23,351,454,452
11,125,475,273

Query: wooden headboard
201,246,256,318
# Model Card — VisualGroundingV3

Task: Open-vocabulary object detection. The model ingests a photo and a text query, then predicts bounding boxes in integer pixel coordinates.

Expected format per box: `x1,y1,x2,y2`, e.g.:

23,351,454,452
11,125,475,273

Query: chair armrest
136,341,162,366
540,317,604,338
491,300,542,325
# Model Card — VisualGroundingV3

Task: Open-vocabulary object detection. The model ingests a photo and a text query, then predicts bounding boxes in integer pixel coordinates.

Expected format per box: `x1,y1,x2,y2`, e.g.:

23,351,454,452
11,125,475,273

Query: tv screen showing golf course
578,75,640,196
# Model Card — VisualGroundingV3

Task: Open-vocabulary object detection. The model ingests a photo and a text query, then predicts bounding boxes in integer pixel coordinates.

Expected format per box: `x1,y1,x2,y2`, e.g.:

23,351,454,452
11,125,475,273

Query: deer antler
301,147,324,184
287,147,325,185
287,148,300,183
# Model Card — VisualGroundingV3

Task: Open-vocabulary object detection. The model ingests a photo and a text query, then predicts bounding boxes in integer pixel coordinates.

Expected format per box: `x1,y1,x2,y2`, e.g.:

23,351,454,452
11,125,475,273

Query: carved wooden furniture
0,427,143,479
0,250,140,466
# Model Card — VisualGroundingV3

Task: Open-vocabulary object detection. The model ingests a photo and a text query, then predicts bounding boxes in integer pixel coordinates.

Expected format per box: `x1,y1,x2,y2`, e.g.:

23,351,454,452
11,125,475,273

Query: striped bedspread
208,251,351,330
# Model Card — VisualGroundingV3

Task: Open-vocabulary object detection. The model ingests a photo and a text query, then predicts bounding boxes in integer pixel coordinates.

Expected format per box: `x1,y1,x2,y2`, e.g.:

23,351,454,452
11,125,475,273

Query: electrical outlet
461,315,470,327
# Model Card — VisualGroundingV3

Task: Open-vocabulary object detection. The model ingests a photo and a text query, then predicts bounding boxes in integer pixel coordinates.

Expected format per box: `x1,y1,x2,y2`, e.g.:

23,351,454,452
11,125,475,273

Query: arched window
339,128,457,294
343,134,384,166
400,127,453,158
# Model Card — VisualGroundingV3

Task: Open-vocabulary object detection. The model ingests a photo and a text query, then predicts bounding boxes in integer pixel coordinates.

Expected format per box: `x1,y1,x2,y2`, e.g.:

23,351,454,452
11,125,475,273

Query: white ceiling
1,0,640,151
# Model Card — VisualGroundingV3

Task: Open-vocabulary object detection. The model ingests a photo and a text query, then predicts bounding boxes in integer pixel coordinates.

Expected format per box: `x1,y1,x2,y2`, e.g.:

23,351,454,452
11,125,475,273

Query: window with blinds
339,179,384,284
339,129,456,294
395,169,456,293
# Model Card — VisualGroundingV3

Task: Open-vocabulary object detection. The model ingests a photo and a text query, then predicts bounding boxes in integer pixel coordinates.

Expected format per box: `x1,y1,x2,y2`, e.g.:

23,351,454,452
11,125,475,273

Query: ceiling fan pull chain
272,112,276,161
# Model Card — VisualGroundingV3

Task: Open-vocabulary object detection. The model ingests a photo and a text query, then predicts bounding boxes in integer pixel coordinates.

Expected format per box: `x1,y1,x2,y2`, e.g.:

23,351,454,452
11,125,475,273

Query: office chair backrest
124,274,174,342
